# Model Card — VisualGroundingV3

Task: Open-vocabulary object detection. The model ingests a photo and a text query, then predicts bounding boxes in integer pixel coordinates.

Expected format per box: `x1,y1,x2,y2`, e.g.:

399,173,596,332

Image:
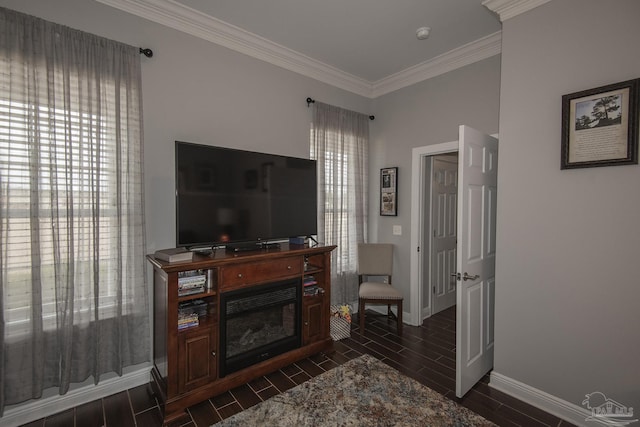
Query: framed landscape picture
561,78,639,169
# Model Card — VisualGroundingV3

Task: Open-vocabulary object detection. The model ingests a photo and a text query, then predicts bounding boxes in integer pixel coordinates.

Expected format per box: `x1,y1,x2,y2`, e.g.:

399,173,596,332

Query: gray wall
370,55,501,312
495,0,640,413
0,0,371,253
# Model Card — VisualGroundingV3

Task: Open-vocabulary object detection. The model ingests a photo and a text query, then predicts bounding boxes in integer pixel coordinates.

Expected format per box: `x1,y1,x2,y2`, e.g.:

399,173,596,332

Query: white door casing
410,140,458,325
455,125,498,397
431,156,458,315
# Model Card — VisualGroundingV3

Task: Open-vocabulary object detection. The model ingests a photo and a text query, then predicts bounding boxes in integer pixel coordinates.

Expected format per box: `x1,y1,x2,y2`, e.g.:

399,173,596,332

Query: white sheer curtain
310,102,368,305
0,8,149,413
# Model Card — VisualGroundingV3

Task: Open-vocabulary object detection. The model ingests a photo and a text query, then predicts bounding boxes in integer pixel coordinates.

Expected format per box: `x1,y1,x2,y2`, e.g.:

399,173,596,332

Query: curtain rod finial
306,97,315,107
139,48,153,58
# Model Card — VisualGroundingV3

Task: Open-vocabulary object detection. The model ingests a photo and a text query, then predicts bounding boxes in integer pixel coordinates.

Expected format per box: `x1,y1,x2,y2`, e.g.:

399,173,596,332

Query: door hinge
433,286,435,294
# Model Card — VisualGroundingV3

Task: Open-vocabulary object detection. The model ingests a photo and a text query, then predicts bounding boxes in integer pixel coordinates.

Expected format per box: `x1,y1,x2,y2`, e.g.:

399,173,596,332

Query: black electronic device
175,141,317,249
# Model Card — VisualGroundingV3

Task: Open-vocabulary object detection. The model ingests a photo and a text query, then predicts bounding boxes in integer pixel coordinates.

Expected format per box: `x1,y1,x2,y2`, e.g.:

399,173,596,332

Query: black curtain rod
139,47,153,58
306,97,374,120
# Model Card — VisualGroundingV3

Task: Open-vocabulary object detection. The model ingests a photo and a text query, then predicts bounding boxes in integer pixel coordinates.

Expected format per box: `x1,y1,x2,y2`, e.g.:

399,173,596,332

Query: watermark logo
582,392,637,426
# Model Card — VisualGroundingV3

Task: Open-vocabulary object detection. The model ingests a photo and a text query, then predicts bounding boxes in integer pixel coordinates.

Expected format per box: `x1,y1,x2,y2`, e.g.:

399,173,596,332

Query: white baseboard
489,371,612,427
0,366,151,427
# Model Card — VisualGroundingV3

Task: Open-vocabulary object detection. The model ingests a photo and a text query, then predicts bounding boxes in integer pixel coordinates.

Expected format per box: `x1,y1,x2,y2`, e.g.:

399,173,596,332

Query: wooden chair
357,243,403,336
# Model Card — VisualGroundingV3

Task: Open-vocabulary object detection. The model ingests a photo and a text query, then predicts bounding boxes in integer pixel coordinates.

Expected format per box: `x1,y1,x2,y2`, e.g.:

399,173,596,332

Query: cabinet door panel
303,299,323,345
178,327,217,393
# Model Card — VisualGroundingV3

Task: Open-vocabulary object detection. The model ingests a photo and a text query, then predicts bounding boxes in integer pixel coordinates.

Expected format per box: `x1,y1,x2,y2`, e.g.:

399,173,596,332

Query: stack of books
178,271,207,296
304,275,321,296
178,312,199,330
177,299,208,331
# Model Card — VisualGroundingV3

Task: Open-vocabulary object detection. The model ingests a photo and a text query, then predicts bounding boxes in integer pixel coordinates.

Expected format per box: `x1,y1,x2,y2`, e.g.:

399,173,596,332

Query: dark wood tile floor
20,306,577,427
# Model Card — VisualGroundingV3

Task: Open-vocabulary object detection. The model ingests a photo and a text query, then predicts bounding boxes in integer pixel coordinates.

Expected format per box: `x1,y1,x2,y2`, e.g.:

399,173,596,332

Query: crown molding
96,0,373,97
482,0,552,22
371,31,502,98
97,0,502,99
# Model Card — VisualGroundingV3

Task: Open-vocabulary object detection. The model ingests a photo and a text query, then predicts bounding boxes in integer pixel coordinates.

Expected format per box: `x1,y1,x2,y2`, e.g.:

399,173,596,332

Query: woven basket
330,304,352,341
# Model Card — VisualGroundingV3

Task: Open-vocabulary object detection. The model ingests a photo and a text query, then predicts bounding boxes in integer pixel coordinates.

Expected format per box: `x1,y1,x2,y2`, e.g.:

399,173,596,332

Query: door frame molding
410,135,497,326
409,141,457,326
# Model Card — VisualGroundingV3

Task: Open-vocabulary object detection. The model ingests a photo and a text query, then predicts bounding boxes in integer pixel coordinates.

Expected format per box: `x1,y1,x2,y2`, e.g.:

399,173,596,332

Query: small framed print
561,78,639,169
380,167,397,216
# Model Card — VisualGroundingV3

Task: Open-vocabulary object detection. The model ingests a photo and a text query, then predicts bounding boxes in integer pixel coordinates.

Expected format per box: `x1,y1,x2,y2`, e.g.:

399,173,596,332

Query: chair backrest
357,243,393,276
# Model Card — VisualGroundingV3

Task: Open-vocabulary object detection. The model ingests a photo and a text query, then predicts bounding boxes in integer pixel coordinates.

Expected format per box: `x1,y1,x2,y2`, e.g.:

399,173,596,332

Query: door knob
462,272,479,281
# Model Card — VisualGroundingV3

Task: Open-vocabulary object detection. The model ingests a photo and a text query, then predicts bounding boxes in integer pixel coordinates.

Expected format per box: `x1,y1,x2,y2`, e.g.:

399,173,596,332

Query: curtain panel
310,102,368,305
0,7,149,413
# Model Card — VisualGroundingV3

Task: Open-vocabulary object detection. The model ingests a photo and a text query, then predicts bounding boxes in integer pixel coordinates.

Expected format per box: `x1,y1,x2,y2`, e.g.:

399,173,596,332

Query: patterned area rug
213,354,496,426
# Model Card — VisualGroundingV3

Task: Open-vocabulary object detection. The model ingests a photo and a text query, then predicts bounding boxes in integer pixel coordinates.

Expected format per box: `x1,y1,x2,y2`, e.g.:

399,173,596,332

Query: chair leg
359,299,365,335
397,300,403,336
387,304,397,320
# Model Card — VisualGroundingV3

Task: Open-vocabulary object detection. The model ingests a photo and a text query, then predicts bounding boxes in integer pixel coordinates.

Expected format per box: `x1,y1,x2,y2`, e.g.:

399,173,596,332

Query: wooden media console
147,244,335,425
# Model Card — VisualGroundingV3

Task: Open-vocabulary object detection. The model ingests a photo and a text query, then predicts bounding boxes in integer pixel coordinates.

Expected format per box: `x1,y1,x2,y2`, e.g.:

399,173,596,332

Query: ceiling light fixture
416,26,431,40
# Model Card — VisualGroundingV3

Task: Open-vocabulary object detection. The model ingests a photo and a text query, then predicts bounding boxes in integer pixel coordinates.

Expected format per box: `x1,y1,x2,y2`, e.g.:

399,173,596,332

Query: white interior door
431,155,458,315
455,125,498,398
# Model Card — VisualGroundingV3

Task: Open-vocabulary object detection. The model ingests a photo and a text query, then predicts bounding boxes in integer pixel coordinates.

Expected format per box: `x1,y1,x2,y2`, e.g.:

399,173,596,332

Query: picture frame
561,78,639,169
380,167,398,216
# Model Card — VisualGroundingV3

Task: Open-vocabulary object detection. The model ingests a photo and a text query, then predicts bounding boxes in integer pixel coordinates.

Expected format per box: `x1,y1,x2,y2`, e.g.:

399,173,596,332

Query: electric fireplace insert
219,278,302,377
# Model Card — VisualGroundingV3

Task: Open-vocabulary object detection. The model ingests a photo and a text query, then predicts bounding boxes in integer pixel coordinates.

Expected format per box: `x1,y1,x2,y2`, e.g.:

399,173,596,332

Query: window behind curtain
310,102,368,305
0,7,148,412
0,87,138,335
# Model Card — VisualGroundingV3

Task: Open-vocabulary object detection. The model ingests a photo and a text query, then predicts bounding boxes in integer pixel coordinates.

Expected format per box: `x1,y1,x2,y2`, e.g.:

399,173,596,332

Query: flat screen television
175,141,317,249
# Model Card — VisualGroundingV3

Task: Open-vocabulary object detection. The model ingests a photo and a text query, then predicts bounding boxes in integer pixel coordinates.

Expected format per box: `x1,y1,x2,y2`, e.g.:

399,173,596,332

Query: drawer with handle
220,256,303,289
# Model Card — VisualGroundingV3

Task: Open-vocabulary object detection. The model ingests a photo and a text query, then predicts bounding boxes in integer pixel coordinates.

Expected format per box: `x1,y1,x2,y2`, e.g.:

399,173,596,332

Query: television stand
147,244,336,425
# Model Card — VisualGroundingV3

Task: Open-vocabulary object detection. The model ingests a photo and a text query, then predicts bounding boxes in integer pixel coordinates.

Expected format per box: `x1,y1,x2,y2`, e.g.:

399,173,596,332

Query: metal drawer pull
237,273,242,278
287,265,292,270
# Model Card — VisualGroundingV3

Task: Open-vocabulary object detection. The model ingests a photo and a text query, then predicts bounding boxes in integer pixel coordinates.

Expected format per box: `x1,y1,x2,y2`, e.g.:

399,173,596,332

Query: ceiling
173,0,500,82
96,0,549,97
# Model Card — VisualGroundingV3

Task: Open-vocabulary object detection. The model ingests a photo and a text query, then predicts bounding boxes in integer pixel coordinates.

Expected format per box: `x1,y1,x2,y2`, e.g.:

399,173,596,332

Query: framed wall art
561,78,639,169
380,167,397,216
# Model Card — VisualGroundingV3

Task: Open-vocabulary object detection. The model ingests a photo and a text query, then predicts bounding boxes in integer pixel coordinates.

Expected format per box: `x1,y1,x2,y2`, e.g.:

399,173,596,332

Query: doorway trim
409,141,457,326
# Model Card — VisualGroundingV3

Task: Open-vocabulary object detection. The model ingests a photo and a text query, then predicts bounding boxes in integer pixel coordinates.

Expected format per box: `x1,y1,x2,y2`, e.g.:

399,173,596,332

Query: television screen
175,141,317,248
